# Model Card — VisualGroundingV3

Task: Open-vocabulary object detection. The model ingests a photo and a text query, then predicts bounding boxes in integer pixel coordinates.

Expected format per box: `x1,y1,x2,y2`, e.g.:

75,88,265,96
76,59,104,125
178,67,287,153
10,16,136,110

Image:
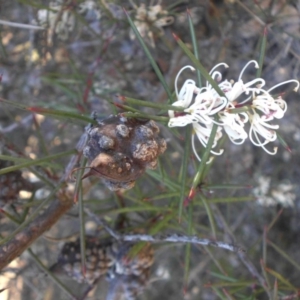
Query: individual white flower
185,92,223,124
208,61,265,104
218,103,249,144
191,122,223,162
248,111,279,154
168,65,227,128
188,85,228,121
129,2,174,47
250,79,299,120
168,76,197,118
248,80,299,154
168,82,221,127
252,93,286,120
168,65,225,161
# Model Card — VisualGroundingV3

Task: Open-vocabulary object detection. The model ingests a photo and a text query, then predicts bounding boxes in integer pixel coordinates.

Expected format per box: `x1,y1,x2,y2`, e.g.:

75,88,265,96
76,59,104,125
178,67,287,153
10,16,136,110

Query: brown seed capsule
50,237,117,285
51,236,154,291
82,114,167,191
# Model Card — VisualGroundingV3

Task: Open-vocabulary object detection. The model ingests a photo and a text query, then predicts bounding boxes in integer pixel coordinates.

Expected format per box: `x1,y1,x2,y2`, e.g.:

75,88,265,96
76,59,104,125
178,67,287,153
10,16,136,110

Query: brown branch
0,197,73,270
0,128,87,270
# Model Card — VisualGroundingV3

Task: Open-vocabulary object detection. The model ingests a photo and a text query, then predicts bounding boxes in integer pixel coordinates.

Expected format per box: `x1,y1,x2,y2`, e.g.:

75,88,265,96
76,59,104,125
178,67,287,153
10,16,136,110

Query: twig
211,204,272,298
0,196,73,270
237,251,271,297
123,234,244,253
84,208,244,253
0,20,45,30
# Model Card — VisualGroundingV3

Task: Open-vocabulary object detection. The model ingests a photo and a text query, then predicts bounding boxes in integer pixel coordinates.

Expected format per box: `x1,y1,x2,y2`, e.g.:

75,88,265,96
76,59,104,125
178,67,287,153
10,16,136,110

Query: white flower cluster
168,61,299,161
37,0,101,40
253,175,296,207
130,2,174,47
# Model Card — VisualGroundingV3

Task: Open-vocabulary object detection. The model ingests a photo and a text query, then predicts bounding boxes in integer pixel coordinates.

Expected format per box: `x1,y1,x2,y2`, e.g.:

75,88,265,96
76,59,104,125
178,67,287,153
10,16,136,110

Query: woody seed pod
82,114,167,191
51,236,154,293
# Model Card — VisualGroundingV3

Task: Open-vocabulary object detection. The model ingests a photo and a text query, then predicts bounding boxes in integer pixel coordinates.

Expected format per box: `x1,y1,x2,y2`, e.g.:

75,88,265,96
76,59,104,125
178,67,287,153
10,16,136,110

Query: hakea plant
168,60,299,159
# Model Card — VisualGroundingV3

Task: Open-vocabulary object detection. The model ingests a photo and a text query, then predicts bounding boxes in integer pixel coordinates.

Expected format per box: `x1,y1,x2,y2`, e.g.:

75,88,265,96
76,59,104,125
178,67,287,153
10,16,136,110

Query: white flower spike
168,60,300,160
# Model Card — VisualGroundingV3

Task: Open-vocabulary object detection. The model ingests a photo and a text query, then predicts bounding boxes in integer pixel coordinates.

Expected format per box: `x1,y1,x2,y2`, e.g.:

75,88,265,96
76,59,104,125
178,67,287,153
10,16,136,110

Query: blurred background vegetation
0,0,300,299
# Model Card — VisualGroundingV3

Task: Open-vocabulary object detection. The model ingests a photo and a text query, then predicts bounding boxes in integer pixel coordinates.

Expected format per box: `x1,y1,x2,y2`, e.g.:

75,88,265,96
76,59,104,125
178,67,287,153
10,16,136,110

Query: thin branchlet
84,208,245,253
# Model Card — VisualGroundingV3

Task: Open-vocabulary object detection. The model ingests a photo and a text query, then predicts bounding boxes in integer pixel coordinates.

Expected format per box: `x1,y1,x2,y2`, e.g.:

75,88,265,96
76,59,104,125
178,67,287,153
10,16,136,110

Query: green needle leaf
0,149,76,175
124,8,173,102
187,9,202,88
257,27,267,78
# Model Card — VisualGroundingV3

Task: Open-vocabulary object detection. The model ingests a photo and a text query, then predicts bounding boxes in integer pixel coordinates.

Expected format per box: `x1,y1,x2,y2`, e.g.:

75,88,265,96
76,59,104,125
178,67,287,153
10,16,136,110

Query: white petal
168,111,202,127
175,67,195,98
